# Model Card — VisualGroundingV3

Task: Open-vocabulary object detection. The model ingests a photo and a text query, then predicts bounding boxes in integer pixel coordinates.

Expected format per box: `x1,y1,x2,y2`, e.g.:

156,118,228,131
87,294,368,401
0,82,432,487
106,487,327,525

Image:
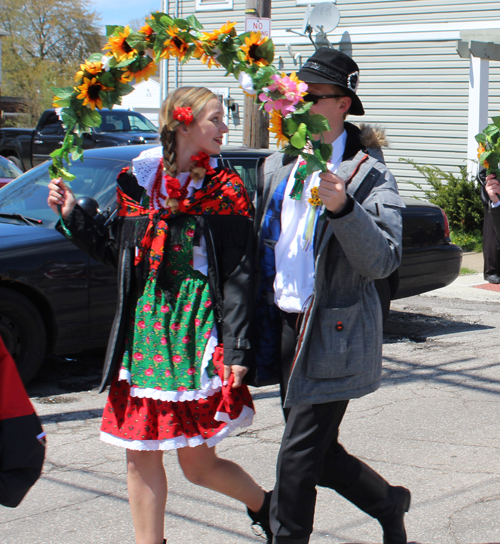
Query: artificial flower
103,26,137,61
238,72,256,95
75,77,113,110
269,109,289,148
161,27,191,61
173,106,194,125
201,21,236,42
74,61,104,83
240,31,270,67
193,42,221,68
122,60,158,83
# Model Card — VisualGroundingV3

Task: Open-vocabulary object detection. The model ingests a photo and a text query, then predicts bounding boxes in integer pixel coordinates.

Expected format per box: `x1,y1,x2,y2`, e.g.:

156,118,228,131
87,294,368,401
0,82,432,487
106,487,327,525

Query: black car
0,145,462,382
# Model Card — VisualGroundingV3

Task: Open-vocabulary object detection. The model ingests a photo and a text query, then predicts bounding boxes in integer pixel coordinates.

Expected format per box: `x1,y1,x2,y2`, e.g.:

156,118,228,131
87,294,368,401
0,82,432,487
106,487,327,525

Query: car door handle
33,140,43,144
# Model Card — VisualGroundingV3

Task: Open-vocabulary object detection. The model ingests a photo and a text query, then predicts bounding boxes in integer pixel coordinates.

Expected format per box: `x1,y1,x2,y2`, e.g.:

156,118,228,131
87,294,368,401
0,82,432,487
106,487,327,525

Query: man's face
306,83,352,140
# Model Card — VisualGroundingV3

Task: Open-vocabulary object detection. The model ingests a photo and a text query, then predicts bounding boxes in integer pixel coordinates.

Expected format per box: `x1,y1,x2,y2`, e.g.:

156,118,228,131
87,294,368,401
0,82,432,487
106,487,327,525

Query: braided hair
159,87,218,181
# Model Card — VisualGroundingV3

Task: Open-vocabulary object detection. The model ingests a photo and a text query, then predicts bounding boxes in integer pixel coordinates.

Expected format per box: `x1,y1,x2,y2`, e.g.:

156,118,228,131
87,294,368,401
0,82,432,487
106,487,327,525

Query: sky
92,0,164,30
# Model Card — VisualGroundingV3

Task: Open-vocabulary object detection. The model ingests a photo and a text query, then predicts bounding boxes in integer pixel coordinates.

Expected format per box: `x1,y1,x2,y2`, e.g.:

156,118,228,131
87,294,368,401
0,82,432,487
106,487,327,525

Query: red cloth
0,338,34,421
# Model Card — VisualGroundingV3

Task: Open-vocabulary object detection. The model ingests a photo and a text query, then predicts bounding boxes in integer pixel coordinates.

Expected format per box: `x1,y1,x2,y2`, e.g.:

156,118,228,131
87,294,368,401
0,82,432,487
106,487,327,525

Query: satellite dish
301,4,312,35
309,2,340,34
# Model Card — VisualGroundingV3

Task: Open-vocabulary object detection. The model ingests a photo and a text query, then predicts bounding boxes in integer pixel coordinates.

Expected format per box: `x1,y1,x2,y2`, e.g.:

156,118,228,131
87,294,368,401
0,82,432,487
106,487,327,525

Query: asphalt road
2,272,500,544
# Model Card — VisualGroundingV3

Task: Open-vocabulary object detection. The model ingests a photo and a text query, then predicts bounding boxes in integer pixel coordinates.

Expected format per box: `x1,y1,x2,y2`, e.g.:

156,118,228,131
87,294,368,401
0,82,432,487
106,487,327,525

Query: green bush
450,228,483,253
400,158,483,233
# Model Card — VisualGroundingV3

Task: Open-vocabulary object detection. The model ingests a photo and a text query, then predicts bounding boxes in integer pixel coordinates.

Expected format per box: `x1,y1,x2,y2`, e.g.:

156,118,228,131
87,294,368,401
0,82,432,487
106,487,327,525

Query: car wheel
0,287,47,383
375,278,391,325
6,155,23,171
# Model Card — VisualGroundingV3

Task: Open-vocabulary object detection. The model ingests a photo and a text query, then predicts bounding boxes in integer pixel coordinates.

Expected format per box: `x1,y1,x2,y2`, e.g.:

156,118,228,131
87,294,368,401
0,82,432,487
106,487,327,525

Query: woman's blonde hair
159,87,218,180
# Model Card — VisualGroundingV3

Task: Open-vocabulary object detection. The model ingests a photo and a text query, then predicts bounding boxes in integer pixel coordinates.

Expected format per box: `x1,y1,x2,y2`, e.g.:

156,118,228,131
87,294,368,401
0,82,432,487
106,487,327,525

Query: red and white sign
245,17,271,38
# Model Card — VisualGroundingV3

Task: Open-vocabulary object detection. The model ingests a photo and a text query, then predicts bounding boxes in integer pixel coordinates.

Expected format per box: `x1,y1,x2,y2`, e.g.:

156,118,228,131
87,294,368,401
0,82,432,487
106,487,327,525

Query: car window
96,111,158,133
223,158,260,193
0,158,132,227
0,158,21,179
38,113,65,136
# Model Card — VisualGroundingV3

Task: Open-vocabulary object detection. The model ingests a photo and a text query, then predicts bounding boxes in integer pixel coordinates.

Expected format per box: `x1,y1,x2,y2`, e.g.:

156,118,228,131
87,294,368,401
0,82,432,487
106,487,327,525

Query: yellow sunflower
201,21,237,42
240,31,269,67
139,18,154,38
192,42,221,69
75,77,113,110
103,26,137,61
122,60,158,83
160,27,191,61
74,61,103,83
269,110,289,148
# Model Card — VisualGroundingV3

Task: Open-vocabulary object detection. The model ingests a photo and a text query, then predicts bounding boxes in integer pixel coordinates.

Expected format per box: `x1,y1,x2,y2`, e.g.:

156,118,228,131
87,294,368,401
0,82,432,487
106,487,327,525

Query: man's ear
339,95,352,114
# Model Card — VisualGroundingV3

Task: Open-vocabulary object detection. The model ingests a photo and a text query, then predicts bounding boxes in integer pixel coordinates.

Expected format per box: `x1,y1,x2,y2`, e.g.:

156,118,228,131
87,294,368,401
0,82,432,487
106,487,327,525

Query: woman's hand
223,364,248,388
318,171,347,214
47,178,76,219
486,174,500,205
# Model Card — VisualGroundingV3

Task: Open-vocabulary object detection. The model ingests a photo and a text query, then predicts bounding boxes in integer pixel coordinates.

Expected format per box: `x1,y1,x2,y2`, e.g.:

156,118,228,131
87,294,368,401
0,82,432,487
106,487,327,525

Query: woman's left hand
223,365,248,388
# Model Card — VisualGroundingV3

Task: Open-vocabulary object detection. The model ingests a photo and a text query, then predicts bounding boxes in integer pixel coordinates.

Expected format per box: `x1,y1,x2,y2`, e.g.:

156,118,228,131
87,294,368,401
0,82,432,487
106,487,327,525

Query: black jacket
56,167,255,393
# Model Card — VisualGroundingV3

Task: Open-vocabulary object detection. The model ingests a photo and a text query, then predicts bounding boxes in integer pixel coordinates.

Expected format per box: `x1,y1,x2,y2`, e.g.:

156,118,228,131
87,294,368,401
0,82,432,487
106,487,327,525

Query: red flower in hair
173,106,193,126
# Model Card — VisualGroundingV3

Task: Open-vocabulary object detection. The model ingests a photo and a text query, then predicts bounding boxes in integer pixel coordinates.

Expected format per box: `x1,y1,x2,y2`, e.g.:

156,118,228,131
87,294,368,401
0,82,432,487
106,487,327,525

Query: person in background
255,48,411,544
0,336,45,508
48,86,271,544
480,174,500,283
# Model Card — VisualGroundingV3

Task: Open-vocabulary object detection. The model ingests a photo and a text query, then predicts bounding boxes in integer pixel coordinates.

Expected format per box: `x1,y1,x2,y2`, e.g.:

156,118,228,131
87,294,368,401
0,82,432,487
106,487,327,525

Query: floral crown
173,106,194,126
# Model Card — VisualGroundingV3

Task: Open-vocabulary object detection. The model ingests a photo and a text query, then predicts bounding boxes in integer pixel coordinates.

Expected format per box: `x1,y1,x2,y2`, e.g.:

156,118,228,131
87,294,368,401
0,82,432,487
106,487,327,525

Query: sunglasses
303,93,346,104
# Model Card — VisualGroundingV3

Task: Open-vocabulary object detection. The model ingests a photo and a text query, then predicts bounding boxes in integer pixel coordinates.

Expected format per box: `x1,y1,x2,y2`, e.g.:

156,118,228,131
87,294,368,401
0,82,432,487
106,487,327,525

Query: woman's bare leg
127,449,167,544
177,443,265,512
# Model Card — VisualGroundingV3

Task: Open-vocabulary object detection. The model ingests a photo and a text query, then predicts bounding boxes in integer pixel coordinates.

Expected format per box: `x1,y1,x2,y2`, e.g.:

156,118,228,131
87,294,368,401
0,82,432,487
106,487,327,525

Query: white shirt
274,130,347,313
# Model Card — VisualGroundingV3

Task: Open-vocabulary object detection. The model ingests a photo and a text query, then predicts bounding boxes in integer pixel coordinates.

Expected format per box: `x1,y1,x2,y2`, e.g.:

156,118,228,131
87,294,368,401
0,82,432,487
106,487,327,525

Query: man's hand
318,171,347,214
223,364,248,388
486,174,500,204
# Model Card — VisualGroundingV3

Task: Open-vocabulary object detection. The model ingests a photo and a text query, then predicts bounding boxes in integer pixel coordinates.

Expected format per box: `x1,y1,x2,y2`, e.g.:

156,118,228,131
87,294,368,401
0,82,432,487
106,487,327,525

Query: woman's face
184,97,228,156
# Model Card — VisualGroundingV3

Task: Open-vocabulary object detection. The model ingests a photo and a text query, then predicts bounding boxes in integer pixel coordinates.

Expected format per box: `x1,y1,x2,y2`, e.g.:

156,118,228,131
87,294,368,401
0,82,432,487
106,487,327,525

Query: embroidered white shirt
274,130,347,313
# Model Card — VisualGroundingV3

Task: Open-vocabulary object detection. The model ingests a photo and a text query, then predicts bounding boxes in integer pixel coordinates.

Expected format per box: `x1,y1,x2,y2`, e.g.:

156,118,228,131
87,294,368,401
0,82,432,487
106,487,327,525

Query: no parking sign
245,17,271,38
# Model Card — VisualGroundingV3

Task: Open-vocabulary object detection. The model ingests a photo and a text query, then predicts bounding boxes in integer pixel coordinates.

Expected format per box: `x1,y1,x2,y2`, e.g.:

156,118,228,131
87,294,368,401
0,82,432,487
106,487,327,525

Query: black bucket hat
298,47,364,116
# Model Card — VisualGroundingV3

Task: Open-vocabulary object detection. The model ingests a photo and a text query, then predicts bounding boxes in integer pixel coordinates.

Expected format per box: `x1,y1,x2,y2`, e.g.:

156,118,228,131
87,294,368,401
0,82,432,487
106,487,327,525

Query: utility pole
243,0,271,148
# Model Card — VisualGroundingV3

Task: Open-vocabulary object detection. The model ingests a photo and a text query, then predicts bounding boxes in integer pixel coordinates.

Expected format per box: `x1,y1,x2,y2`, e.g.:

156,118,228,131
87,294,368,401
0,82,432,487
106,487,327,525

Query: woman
48,87,270,544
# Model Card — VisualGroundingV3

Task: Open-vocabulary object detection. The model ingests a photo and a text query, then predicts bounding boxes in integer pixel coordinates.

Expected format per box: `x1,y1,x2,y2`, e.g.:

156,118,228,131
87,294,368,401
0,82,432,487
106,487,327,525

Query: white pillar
468,55,489,178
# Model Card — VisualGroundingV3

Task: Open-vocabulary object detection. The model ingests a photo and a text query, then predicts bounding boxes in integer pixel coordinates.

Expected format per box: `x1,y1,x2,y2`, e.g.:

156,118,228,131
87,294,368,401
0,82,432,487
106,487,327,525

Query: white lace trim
132,146,218,202
99,404,254,451
117,327,222,402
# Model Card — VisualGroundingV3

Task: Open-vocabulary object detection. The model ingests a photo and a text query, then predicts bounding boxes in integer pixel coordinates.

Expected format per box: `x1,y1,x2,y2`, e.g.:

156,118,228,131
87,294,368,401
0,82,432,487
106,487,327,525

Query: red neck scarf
117,166,253,272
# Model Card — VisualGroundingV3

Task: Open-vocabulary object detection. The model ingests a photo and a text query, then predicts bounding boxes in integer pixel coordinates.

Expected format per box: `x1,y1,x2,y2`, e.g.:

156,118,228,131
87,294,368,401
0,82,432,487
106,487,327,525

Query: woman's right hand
47,178,76,219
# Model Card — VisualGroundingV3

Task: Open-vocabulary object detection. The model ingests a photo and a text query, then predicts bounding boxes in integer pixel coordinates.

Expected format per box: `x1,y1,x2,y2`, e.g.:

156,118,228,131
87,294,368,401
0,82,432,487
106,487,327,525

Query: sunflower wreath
50,12,333,185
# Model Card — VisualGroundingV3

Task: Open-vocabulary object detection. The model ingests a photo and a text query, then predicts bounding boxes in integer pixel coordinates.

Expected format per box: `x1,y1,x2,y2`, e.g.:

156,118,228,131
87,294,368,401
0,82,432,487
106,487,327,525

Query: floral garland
50,12,333,184
476,117,500,176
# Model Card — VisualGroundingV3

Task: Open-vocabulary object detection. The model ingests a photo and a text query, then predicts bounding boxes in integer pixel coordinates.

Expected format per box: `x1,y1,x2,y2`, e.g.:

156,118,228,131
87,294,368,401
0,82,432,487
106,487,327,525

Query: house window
195,0,233,12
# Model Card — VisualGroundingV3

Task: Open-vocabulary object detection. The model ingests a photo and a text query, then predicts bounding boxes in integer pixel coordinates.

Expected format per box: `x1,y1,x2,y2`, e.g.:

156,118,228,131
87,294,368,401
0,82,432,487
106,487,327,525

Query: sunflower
74,61,103,83
269,109,289,148
201,21,237,42
192,42,221,69
160,27,191,62
75,77,113,110
240,31,270,67
122,60,158,83
103,26,137,61
139,18,154,38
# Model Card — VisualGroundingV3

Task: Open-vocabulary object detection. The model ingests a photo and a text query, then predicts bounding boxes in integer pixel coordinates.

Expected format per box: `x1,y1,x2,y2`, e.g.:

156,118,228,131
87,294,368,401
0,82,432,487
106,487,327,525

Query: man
255,48,411,544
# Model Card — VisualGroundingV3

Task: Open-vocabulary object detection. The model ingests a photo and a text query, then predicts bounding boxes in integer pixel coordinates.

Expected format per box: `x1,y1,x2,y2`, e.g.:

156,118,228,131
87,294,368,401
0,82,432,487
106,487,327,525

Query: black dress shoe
485,274,500,284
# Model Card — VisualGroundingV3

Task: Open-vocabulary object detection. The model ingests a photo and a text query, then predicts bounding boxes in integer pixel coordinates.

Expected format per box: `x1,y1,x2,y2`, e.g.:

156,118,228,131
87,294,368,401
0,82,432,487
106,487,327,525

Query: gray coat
258,130,404,407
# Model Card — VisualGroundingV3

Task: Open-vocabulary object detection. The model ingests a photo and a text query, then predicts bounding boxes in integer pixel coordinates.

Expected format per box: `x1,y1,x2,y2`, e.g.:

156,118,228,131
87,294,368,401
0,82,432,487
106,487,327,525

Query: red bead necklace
151,158,192,210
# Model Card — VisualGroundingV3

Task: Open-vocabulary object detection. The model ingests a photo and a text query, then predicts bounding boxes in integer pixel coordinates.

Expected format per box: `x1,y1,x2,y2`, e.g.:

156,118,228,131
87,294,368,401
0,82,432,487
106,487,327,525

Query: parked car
0,156,22,188
0,145,462,383
0,108,160,172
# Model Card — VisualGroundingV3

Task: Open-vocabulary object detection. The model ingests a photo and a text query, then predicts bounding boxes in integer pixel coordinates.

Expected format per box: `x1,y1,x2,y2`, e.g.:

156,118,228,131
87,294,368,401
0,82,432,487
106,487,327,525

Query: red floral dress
100,185,255,451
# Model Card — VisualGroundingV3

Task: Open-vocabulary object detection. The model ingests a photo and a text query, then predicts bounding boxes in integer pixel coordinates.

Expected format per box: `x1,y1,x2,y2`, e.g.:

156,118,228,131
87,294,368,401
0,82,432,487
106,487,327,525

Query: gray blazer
258,146,404,407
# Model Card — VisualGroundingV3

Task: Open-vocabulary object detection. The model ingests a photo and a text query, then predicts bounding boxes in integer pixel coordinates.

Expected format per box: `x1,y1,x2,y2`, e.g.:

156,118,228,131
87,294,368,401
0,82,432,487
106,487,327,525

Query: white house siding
163,0,500,197
121,79,162,126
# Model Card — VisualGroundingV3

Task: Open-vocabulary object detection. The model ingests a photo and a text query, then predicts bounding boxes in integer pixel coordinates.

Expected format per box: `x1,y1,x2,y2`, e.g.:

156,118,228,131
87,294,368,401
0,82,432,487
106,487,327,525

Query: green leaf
80,107,102,128
159,15,174,27
98,71,116,87
484,124,499,138
115,56,138,68
186,14,203,30
283,145,303,156
50,148,63,158
255,39,274,64
52,86,75,99
126,32,148,51
290,123,307,149
174,18,190,30
71,147,84,161
106,25,120,37
492,116,500,128
306,113,331,135
475,133,487,143
59,167,76,182
116,82,135,96
283,117,299,135
53,97,71,107
87,53,104,62
304,154,325,175
293,101,313,115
